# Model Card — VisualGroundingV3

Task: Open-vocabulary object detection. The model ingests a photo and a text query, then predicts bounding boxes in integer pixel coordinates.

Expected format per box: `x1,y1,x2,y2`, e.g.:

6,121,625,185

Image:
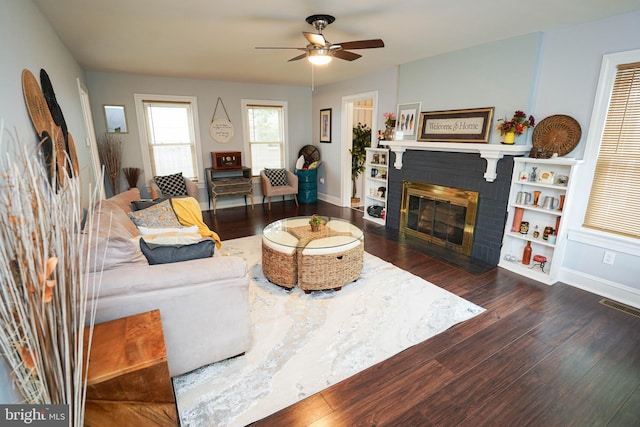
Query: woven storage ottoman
262,234,298,289
298,235,364,293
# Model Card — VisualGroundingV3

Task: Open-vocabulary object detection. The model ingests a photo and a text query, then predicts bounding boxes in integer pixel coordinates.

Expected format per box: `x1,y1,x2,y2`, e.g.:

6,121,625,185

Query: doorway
341,91,378,208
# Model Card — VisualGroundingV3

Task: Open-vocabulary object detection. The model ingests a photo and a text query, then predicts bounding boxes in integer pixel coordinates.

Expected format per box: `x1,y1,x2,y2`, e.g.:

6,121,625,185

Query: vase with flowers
383,112,396,141
497,110,535,144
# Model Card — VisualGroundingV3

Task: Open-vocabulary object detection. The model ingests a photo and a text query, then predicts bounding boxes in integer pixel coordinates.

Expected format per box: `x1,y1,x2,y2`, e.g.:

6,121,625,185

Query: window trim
134,93,203,185
573,48,640,245
240,99,289,176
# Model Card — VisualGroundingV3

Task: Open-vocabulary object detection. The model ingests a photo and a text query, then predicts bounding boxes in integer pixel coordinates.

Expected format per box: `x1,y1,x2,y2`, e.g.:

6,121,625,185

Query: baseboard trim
317,193,342,207
561,268,640,309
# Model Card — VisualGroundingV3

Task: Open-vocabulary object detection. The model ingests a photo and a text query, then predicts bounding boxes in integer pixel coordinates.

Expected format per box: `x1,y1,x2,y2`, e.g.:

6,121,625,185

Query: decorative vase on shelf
522,241,532,265
503,131,516,144
384,126,395,141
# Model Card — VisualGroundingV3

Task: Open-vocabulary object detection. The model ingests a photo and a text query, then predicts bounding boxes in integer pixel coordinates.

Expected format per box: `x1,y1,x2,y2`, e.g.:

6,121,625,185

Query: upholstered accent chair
150,172,199,199
260,169,299,210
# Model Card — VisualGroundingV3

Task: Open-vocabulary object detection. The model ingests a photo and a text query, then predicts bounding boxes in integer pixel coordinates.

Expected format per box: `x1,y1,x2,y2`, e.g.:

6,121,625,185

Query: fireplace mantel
383,141,531,182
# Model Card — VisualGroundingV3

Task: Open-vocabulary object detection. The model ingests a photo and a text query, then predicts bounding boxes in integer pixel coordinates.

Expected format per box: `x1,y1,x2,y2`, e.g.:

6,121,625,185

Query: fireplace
400,181,479,255
384,150,515,266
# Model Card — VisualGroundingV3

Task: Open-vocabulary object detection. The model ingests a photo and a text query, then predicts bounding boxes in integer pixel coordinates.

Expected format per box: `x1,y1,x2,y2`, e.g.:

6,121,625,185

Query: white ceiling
34,0,640,87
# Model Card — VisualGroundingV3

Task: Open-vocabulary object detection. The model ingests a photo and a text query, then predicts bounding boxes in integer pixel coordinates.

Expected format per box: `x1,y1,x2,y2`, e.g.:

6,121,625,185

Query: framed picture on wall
417,107,494,143
395,102,421,141
320,108,332,143
104,105,128,133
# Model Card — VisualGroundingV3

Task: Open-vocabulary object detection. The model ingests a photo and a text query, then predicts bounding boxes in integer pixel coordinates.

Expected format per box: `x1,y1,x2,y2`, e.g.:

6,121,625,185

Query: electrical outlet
320,177,325,184
602,250,616,265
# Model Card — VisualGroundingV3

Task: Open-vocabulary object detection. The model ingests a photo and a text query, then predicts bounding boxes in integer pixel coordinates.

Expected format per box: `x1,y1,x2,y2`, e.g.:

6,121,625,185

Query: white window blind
243,102,286,176
584,61,640,239
142,100,199,181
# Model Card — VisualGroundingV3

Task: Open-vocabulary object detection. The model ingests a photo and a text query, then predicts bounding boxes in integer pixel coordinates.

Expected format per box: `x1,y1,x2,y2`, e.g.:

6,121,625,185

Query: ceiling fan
256,14,384,65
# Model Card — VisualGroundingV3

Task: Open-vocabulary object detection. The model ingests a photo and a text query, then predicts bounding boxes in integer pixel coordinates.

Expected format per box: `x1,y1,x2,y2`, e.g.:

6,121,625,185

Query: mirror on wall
103,105,128,133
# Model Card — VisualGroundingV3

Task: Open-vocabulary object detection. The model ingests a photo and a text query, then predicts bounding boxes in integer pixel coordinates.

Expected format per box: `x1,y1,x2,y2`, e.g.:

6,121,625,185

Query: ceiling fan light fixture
307,50,332,65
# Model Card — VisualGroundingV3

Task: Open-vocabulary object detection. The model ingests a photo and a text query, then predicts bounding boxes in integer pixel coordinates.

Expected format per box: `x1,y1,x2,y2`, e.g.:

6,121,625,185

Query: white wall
312,67,399,204
86,72,312,208
398,33,541,145
0,0,93,404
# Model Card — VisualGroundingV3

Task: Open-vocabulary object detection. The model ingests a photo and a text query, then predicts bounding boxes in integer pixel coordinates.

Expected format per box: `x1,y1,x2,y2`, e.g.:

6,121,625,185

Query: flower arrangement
497,110,535,135
384,112,396,127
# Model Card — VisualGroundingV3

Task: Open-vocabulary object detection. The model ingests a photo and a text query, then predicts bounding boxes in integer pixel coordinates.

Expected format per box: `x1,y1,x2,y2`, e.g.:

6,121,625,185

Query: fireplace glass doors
400,181,479,255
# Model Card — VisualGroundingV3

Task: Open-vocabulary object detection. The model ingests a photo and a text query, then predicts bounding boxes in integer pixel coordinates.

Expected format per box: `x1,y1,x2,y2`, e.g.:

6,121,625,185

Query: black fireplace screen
406,196,466,246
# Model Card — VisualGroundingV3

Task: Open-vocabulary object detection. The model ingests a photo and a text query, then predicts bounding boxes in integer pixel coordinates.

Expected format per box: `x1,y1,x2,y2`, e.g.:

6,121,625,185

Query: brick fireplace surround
385,150,516,266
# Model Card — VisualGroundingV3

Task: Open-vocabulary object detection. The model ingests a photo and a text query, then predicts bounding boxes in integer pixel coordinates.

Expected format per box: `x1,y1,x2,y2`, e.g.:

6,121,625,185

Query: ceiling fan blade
288,53,308,62
335,39,385,50
333,50,362,61
303,32,327,46
256,47,305,50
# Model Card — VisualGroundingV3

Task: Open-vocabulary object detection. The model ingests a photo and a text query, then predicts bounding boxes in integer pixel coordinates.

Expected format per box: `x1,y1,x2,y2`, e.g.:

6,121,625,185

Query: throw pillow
264,168,289,186
131,197,169,211
128,199,181,228
137,225,199,235
139,238,215,265
154,172,188,196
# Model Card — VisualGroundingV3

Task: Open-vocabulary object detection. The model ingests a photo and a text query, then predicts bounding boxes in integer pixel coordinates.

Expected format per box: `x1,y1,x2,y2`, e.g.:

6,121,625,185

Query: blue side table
296,169,317,203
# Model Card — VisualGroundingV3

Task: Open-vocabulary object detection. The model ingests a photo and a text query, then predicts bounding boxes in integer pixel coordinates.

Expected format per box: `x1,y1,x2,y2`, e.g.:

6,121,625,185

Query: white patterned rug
173,235,484,427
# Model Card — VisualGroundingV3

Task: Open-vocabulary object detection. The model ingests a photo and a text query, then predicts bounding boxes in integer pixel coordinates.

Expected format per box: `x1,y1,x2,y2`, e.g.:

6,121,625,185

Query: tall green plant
349,122,372,199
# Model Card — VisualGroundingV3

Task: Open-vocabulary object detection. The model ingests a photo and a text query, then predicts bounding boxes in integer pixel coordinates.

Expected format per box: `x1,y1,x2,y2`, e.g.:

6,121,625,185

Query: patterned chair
260,169,299,210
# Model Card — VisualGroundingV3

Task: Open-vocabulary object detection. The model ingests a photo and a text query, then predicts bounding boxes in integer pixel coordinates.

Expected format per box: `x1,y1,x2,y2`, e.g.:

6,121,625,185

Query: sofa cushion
86,203,147,273
140,232,204,246
139,238,215,265
104,187,141,214
264,168,289,186
154,172,188,196
128,199,181,228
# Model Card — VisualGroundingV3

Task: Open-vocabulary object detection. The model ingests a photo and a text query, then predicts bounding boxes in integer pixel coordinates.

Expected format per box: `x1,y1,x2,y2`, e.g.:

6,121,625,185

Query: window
241,100,288,176
134,94,202,183
584,59,640,239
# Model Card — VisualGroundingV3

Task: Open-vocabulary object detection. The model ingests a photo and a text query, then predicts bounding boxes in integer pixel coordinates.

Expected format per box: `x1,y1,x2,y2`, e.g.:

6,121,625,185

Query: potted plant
349,122,372,207
309,214,324,232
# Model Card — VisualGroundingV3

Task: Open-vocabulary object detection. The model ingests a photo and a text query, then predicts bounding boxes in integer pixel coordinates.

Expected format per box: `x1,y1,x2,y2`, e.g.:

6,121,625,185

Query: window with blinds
584,62,640,239
241,101,287,176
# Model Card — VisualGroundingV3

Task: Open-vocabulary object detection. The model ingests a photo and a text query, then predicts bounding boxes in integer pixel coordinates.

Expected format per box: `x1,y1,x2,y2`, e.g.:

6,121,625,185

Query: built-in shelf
384,141,531,182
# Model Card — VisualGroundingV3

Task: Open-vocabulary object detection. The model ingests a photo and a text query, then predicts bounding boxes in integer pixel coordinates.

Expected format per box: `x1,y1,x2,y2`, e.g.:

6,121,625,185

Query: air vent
599,298,640,318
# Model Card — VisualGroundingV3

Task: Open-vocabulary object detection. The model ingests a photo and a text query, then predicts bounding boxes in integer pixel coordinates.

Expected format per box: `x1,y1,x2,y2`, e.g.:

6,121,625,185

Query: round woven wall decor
532,115,581,157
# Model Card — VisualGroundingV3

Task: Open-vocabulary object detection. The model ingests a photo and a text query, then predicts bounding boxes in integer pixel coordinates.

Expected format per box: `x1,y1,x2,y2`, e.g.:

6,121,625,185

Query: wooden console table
205,166,254,214
83,310,178,426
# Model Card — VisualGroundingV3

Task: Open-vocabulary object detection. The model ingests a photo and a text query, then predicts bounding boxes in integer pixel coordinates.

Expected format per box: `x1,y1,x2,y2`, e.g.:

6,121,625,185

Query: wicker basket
298,242,364,292
262,241,297,289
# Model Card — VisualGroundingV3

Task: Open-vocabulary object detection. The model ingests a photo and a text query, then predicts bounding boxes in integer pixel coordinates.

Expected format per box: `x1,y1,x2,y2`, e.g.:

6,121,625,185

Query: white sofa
85,188,251,377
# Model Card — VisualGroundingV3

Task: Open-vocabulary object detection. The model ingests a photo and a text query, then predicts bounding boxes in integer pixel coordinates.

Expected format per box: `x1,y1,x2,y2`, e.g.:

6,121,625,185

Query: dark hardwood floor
204,200,640,427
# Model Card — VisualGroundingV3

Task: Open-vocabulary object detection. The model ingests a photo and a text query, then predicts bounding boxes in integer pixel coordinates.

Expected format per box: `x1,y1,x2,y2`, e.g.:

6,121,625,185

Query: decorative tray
531,114,581,157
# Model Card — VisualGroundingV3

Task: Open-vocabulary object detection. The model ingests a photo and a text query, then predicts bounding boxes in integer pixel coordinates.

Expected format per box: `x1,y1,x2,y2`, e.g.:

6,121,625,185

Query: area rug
173,235,485,427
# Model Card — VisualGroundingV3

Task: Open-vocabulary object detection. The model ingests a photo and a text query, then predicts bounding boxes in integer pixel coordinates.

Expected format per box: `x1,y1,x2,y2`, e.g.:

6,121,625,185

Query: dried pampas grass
0,129,103,426
97,132,122,195
122,167,141,189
